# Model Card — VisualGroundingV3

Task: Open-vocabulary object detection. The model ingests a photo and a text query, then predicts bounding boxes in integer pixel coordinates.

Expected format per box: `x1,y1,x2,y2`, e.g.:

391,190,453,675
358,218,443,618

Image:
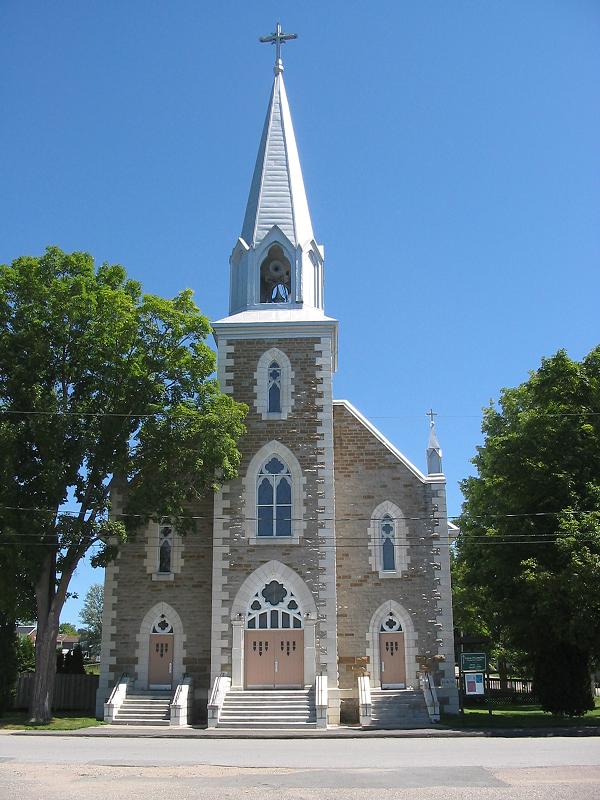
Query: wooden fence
13,673,99,713
456,676,536,704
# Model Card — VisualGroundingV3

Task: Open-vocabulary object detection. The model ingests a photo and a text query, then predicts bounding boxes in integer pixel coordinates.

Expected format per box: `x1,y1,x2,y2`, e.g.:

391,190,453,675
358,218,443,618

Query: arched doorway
149,613,174,689
379,610,405,689
367,601,416,689
244,579,304,688
228,561,318,690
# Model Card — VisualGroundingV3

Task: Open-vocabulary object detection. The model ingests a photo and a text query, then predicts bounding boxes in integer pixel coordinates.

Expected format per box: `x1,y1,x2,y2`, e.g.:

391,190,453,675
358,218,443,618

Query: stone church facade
97,35,459,724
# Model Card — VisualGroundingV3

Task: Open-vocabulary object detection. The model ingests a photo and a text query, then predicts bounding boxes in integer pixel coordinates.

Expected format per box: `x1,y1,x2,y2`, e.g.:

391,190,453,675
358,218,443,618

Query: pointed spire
240,60,314,248
426,409,443,474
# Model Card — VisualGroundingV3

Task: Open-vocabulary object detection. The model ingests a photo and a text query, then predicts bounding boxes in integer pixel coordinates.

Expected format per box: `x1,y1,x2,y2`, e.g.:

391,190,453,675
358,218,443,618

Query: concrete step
216,721,317,729
111,718,170,726
217,688,316,729
366,689,431,730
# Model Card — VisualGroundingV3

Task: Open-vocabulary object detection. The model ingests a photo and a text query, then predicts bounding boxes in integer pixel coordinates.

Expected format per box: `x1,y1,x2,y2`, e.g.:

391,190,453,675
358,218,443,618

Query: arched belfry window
260,244,291,303
268,362,282,413
257,457,292,538
381,515,396,572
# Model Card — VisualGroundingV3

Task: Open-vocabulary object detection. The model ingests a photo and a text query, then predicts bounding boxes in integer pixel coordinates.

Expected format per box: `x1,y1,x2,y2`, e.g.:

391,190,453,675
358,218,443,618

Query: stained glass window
257,457,292,537
381,514,396,571
246,588,303,629
268,361,282,413
158,524,173,573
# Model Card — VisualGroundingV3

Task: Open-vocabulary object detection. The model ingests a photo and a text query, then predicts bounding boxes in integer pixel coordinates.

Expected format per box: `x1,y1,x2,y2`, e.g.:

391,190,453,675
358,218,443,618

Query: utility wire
0,504,597,523
0,408,598,419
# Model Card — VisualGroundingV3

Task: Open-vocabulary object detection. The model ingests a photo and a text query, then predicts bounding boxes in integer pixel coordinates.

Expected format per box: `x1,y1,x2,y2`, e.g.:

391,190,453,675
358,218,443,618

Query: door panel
379,632,406,687
244,633,276,688
274,633,303,687
149,634,173,687
245,630,304,688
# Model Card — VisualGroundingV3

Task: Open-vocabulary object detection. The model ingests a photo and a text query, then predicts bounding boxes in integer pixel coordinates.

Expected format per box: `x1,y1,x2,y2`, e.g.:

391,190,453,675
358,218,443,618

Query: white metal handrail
420,671,440,723
207,675,231,728
104,672,128,723
358,674,372,727
170,675,193,726
315,674,328,728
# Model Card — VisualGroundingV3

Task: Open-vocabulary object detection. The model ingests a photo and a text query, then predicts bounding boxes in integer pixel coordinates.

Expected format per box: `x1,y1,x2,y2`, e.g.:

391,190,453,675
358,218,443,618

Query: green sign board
461,652,486,672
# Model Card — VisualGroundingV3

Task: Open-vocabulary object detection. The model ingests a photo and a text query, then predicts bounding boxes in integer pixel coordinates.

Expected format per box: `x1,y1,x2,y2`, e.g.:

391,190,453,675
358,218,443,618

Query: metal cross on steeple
426,408,438,427
260,22,298,74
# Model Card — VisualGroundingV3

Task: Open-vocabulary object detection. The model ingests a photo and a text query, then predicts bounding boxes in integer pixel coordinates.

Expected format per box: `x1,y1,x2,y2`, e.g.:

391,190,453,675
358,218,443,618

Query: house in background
17,625,80,655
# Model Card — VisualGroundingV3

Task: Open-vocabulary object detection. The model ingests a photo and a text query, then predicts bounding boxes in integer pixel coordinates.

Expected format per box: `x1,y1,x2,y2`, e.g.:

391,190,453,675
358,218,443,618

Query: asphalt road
1,734,599,799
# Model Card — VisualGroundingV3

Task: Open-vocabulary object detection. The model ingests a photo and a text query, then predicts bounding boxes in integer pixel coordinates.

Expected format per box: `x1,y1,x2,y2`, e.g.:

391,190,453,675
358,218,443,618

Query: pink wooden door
245,631,277,688
149,634,173,687
274,632,303,688
379,632,406,687
245,630,304,688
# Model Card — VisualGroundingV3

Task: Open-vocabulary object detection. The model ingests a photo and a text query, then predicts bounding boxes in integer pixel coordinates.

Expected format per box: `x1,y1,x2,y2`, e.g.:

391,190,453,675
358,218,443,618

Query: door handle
274,659,279,673
381,662,385,673
169,662,172,674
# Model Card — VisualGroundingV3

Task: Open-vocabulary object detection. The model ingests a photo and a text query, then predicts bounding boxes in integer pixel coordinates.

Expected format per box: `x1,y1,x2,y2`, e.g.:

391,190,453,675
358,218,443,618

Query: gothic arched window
268,361,282,413
257,457,292,538
367,501,409,577
381,515,396,572
158,523,173,573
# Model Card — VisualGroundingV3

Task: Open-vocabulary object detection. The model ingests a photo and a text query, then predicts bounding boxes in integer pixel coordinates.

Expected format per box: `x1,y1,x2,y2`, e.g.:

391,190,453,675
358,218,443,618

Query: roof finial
426,409,443,474
260,22,298,75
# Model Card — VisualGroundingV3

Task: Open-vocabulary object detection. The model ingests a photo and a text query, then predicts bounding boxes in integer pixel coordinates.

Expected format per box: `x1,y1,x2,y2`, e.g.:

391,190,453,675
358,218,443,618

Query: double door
244,630,304,688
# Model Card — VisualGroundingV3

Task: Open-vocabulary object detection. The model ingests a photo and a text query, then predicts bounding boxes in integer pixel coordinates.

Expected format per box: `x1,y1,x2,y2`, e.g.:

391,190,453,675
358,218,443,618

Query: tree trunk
498,656,509,691
29,556,60,724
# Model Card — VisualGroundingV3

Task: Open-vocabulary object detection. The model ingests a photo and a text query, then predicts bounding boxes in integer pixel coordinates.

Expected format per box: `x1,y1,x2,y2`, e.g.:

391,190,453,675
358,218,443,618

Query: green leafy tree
457,347,600,715
0,613,18,715
58,622,78,636
0,247,246,723
16,635,36,673
79,583,103,658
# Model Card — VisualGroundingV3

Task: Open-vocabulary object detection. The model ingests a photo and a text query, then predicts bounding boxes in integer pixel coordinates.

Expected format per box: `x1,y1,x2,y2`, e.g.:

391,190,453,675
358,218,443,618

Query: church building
97,26,459,727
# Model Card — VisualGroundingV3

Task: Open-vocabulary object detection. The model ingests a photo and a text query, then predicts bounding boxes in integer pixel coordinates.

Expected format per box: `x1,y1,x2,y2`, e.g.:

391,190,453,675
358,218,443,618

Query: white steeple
226,24,326,318
240,69,314,249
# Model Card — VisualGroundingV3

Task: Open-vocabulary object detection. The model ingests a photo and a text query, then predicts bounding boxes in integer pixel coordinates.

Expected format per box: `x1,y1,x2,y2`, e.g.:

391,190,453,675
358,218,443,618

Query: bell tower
227,24,326,318
211,25,339,709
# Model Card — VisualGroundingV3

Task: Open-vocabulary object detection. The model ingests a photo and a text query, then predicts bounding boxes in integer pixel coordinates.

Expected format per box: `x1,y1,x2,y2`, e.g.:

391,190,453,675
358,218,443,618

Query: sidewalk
6,724,600,739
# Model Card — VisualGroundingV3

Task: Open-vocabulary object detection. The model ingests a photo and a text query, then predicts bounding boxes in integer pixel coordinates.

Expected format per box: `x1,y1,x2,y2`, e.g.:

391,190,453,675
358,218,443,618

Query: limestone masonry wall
333,403,457,714
211,335,337,686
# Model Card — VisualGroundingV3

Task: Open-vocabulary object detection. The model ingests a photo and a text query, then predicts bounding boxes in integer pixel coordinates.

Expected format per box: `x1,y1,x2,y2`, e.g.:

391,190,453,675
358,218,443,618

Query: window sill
247,535,301,546
152,572,175,582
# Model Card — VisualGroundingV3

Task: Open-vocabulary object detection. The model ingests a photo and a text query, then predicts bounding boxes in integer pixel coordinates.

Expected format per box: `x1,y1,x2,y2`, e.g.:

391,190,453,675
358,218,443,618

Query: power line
0,504,597,523
0,407,598,420
0,538,597,550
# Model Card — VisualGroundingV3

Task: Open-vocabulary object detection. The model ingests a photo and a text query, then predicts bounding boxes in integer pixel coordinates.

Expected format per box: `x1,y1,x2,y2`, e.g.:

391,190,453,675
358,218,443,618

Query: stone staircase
217,688,317,729
366,688,431,729
112,690,172,726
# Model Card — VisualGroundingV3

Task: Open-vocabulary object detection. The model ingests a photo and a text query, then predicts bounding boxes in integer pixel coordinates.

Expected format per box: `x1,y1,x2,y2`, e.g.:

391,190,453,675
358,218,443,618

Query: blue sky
1,1,599,624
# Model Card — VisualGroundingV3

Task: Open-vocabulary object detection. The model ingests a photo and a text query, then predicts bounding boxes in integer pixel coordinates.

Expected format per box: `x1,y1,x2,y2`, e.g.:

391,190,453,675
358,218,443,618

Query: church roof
240,70,314,248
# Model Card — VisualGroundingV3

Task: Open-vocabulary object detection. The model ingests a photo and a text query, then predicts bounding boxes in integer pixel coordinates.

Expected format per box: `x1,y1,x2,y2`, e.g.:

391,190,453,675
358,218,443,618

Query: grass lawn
84,663,100,676
441,698,600,729
0,711,104,730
